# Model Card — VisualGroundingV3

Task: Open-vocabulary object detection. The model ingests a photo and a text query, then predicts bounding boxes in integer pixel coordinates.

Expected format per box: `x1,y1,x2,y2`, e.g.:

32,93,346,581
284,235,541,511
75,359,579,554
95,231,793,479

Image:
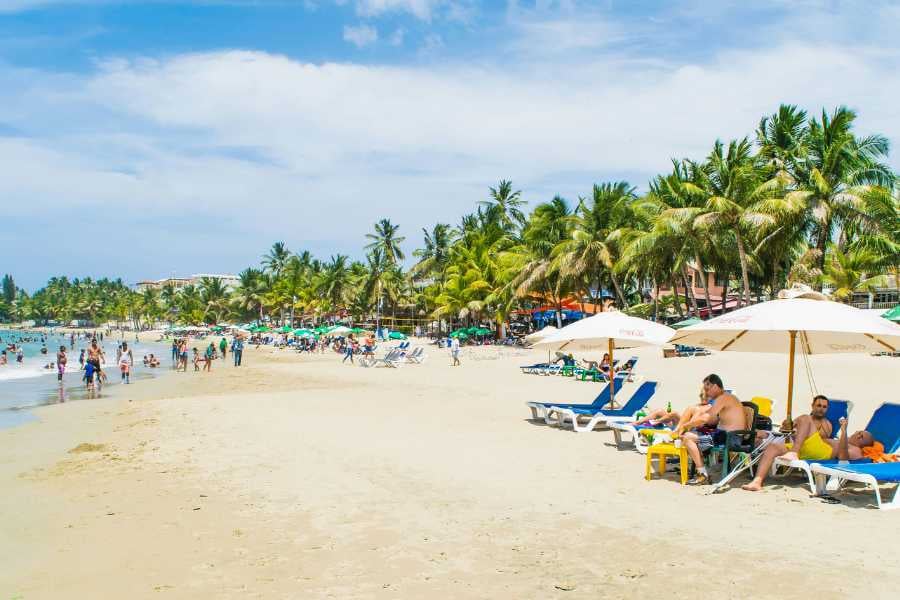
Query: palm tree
480,179,526,233
318,254,352,308
232,268,266,323
410,223,454,281
365,219,406,265
695,138,773,306
791,107,894,282
822,246,891,302
262,242,291,276
554,183,635,309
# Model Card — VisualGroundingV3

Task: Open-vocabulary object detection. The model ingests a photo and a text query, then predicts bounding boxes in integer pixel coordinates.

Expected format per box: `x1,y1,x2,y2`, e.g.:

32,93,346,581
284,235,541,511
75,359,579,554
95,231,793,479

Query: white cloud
2,1,900,287
342,24,378,47
388,27,405,46
354,0,441,20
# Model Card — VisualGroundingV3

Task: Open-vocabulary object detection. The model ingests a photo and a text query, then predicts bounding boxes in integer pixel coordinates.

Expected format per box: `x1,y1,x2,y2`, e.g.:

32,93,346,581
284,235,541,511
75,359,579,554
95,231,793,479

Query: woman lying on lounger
633,386,711,428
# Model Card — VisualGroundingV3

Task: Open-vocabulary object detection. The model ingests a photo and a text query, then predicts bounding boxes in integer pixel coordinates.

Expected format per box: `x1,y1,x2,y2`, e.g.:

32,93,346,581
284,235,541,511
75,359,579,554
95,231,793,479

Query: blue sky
2,0,899,290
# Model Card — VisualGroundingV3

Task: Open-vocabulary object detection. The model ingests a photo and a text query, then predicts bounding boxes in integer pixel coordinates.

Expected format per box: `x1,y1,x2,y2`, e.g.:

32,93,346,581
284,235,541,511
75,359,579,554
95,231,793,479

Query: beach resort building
135,274,240,292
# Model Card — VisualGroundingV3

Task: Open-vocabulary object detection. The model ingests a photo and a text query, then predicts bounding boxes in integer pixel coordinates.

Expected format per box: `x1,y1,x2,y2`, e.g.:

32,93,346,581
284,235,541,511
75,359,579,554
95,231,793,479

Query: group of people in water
0,329,158,392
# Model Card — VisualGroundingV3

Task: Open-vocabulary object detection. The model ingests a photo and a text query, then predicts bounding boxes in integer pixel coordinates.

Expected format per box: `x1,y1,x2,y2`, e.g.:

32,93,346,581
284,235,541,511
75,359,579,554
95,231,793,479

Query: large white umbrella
525,325,558,345
330,325,352,335
669,296,900,428
535,311,675,408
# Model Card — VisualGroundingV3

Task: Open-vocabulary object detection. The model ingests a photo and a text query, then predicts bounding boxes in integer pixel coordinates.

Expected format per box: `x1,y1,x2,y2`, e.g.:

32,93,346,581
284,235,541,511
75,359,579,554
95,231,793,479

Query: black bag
754,415,773,431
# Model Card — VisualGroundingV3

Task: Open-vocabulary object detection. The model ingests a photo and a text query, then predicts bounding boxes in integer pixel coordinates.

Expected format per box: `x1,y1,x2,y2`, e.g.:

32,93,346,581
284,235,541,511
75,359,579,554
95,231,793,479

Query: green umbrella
278,325,293,333
252,326,271,333
474,327,492,336
449,330,468,339
671,317,702,329
388,331,407,340
314,326,330,334
349,327,367,334
293,328,314,335
211,325,224,332
883,305,900,322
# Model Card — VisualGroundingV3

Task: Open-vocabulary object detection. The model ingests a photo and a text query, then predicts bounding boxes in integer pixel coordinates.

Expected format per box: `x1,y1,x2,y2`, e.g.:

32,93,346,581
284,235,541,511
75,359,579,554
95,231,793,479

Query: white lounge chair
811,463,900,510
405,347,426,363
549,382,658,433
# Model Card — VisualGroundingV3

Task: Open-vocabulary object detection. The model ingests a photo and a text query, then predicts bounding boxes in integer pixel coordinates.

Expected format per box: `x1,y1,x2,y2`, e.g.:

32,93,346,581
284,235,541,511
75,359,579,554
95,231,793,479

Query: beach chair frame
810,463,900,510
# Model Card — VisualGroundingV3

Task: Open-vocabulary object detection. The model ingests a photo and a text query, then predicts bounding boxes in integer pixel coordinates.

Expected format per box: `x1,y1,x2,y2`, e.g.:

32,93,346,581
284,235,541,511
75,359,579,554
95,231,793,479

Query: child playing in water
57,346,67,382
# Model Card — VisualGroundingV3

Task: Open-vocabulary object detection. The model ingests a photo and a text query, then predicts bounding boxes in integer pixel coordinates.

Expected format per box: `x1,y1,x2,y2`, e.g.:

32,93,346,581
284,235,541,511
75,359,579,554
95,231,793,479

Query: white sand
1,342,898,598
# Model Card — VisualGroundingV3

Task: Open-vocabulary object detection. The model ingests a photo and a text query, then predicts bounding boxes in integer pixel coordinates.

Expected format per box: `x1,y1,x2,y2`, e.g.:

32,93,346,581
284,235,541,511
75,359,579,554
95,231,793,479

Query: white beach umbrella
535,311,675,407
330,325,352,335
669,296,900,428
524,325,558,345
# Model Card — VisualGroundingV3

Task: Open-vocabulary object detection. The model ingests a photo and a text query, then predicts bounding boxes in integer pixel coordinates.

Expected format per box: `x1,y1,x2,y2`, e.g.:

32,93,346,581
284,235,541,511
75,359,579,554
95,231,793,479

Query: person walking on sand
204,342,215,372
343,334,356,364
56,345,67,382
450,335,461,366
118,341,133,384
232,336,243,367
219,336,228,361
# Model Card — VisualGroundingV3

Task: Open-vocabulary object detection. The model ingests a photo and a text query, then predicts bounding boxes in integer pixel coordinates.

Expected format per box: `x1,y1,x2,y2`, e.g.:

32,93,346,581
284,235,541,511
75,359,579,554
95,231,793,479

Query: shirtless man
742,396,874,491
87,339,106,387
671,374,746,485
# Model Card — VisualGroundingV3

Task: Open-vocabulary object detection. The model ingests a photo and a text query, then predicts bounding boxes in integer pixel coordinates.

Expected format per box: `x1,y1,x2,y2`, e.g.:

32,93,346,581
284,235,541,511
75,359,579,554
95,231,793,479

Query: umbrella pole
608,338,616,409
785,330,796,432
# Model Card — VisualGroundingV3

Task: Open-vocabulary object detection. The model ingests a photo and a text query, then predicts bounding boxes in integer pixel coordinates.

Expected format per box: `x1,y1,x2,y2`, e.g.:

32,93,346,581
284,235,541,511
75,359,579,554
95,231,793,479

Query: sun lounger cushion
827,462,900,483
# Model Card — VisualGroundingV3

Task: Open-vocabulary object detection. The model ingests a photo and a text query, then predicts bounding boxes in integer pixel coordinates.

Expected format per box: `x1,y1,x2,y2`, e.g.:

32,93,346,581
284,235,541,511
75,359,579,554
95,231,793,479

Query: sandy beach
2,342,898,599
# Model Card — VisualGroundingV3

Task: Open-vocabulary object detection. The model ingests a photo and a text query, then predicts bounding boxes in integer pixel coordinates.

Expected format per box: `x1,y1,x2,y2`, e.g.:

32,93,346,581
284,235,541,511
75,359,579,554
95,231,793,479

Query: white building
134,274,240,292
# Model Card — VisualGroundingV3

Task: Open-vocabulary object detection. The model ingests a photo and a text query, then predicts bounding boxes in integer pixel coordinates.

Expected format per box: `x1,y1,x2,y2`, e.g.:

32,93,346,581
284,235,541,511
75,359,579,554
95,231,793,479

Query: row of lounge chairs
360,345,427,368
525,382,900,509
520,357,639,383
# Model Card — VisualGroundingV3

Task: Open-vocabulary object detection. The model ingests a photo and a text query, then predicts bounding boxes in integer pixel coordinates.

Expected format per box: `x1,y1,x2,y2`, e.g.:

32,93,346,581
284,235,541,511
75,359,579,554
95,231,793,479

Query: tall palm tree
695,138,773,306
410,223,454,281
480,179,526,233
262,241,291,276
791,107,894,282
365,219,406,265
554,183,635,309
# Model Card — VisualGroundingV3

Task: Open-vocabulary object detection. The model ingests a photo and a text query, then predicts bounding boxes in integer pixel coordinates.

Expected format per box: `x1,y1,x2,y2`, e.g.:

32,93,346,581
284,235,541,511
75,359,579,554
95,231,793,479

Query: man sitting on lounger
741,396,874,492
671,374,745,485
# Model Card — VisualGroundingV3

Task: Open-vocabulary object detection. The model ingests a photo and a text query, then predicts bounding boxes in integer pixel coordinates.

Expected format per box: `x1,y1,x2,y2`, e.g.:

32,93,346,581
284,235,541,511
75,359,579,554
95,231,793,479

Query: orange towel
861,442,899,463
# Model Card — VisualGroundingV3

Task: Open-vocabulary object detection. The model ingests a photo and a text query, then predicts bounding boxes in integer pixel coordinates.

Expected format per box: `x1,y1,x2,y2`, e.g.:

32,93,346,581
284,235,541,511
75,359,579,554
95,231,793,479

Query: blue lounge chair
776,401,898,494
548,381,659,433
526,376,626,421
811,463,900,510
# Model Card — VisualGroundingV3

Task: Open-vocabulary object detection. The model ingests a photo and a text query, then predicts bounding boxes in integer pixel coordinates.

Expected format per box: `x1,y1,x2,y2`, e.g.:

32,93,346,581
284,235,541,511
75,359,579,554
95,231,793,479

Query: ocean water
0,329,171,428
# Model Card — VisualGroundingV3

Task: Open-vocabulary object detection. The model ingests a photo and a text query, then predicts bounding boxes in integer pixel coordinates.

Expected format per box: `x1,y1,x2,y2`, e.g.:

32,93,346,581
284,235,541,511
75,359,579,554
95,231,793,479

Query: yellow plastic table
645,443,689,485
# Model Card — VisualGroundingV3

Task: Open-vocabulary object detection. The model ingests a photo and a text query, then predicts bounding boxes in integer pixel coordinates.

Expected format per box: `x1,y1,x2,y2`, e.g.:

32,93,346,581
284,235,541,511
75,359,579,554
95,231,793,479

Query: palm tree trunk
815,225,830,291
720,276,729,315
681,266,700,316
652,278,660,322
670,277,685,318
735,229,751,307
770,258,780,300
695,254,713,319
610,272,627,309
